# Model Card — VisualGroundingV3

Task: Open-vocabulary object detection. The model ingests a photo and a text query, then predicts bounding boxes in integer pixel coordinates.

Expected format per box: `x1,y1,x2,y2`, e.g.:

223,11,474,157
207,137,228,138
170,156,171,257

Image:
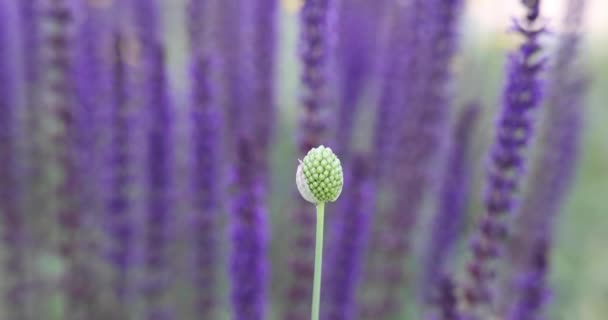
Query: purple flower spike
16,0,41,101
220,1,275,319
16,2,44,264
323,154,375,320
508,238,549,320
103,29,139,314
216,1,275,319
216,0,250,143
462,3,546,318
423,104,480,312
282,0,336,319
0,3,28,319
189,54,221,320
296,0,334,152
372,1,413,182
39,0,93,318
252,0,278,155
130,0,175,318
427,275,461,320
503,0,588,318
73,0,115,312
142,50,173,320
333,0,385,158
185,0,222,317
230,137,269,320
363,0,464,318
186,0,206,50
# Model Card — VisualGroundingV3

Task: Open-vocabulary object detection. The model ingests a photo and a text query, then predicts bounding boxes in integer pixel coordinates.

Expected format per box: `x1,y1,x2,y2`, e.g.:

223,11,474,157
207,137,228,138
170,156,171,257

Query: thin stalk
312,202,326,320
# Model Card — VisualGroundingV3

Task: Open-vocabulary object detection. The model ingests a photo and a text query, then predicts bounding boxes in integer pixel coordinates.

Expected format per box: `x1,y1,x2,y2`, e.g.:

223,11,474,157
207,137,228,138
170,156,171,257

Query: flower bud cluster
297,145,343,204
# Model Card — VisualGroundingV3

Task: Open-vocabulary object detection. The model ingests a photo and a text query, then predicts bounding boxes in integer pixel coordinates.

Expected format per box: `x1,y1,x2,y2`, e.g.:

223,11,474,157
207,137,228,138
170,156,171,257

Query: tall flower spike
17,0,41,96
72,1,115,314
39,0,92,318
16,0,42,190
372,1,411,182
462,2,546,318
143,30,174,320
508,238,549,320
503,0,588,318
185,0,222,317
188,49,221,320
435,275,461,320
252,0,278,155
333,0,385,159
423,104,480,314
186,0,206,49
130,0,175,318
322,154,372,320
221,1,273,319
248,2,279,238
282,0,336,319
18,0,59,315
102,26,140,316
16,8,46,311
216,0,250,144
229,136,269,320
17,0,42,155
363,0,464,317
0,2,28,319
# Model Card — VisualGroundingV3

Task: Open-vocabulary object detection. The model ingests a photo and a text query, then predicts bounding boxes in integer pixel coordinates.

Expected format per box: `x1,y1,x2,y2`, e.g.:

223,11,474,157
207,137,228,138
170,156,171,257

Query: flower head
296,145,344,204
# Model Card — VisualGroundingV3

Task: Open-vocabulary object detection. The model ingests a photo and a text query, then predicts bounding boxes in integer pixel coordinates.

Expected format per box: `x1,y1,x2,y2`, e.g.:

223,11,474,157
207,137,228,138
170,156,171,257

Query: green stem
311,202,325,320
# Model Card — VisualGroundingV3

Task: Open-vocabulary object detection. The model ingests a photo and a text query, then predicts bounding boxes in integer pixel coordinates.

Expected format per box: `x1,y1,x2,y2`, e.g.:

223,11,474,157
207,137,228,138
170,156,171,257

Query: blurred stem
311,202,325,320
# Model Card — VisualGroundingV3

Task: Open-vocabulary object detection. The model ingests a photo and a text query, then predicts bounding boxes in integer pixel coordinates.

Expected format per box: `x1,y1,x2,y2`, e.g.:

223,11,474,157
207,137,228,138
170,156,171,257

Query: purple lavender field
1,0,607,319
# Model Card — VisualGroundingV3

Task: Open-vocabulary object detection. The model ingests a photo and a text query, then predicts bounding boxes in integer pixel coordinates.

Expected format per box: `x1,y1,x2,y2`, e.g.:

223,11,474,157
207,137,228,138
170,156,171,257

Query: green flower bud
296,145,344,204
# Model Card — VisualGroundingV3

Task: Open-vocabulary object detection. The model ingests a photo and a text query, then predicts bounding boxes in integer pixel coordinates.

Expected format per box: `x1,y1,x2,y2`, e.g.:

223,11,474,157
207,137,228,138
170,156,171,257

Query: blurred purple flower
185,0,222,317
504,0,588,318
363,0,463,317
423,104,480,310
73,1,115,312
252,0,278,155
333,0,385,158
433,275,461,320
102,29,139,313
130,0,175,318
372,1,412,182
189,54,221,319
39,1,95,318
217,1,275,319
0,2,28,319
16,0,41,100
508,238,549,320
186,0,206,51
143,39,174,320
296,0,334,151
230,137,269,320
16,1,44,268
323,154,375,320
282,1,336,319
216,0,251,143
462,3,546,317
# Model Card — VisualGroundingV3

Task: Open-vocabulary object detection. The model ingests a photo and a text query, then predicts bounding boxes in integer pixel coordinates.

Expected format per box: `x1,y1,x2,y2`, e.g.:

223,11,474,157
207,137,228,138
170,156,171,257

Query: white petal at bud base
297,160,318,203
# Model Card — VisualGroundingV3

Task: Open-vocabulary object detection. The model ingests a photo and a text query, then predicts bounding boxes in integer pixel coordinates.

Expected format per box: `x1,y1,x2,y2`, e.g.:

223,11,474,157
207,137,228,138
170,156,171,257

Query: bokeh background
1,0,607,319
